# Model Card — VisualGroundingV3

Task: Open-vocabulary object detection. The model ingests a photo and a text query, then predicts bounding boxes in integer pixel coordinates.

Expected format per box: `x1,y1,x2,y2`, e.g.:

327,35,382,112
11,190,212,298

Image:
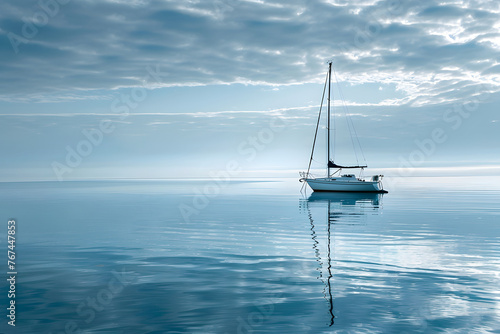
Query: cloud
1,0,499,106
0,98,400,120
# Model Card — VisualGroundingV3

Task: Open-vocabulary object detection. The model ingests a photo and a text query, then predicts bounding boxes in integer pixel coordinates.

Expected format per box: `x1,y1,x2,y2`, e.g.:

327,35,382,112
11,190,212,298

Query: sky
1,0,500,181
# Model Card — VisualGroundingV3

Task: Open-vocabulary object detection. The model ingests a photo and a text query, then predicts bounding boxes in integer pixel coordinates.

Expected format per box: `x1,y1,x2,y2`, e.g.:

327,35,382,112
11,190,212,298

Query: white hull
305,177,386,193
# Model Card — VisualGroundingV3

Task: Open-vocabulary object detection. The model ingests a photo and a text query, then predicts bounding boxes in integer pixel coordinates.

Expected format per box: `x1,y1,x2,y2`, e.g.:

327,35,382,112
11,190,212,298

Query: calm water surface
0,176,499,333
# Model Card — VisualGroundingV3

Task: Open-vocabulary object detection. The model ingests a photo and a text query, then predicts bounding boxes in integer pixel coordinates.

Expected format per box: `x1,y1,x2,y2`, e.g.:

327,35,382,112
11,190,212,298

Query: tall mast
327,61,332,177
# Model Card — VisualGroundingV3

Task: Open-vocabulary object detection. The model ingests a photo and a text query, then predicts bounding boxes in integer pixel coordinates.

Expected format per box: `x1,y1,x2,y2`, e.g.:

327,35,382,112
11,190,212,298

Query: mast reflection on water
301,192,384,326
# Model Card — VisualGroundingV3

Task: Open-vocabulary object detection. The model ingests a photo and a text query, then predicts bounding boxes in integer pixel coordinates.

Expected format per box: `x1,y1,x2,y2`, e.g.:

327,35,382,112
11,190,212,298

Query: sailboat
300,62,387,193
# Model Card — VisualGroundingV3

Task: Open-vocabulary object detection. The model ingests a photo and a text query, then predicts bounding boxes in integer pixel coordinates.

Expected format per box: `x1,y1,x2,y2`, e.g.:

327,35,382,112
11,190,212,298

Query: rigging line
345,98,367,165
351,114,367,165
332,66,367,166
306,69,329,177
334,69,367,165
331,72,335,163
332,66,359,165
348,104,367,165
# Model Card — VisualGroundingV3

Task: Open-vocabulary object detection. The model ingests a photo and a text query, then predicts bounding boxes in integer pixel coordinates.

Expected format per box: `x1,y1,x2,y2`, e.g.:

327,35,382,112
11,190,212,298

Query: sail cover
328,161,367,169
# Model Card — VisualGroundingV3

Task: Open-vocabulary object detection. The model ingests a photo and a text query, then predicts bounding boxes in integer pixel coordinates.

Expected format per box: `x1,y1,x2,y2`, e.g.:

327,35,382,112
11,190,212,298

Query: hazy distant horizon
3,165,500,183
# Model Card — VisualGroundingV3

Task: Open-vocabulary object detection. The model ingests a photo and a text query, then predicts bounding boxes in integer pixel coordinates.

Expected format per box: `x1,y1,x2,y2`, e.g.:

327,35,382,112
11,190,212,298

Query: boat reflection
307,191,382,206
301,192,384,326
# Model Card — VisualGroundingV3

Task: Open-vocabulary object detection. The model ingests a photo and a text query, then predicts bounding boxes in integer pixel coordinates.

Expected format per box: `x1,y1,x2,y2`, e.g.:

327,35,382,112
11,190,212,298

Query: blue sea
1,176,499,333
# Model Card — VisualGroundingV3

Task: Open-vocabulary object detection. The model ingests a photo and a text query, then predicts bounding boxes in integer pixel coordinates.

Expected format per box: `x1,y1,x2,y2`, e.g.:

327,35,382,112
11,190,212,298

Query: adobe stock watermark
51,64,167,181
386,85,491,189
212,0,238,19
234,296,280,334
178,116,288,223
49,267,136,334
227,260,313,334
7,0,72,54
